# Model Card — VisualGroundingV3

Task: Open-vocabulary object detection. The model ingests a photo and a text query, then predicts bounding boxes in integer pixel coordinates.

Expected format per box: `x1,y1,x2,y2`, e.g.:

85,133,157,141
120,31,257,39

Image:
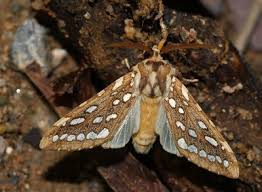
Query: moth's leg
122,58,131,71
183,77,199,84
175,68,199,85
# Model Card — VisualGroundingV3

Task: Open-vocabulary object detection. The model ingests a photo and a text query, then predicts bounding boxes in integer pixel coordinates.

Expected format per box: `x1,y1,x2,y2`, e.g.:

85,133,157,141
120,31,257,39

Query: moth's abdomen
132,96,160,153
132,135,156,154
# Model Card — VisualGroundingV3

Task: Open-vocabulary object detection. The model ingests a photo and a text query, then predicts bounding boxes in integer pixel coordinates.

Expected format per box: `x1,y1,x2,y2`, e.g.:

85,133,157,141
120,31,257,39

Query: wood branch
232,0,262,52
97,154,168,192
31,0,262,191
24,62,67,116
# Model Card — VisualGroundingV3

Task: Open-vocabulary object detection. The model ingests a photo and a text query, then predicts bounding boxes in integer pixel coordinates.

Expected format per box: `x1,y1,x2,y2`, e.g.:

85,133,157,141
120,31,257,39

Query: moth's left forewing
40,71,139,151
162,77,239,178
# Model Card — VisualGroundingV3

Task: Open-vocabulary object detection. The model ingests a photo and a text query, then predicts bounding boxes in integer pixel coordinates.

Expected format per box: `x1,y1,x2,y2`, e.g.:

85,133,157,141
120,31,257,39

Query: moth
40,43,239,179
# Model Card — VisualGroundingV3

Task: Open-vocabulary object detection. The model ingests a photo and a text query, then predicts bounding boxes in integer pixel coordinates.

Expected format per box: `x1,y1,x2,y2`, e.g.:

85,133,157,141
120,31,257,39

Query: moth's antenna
157,0,167,51
107,41,151,52
161,42,217,53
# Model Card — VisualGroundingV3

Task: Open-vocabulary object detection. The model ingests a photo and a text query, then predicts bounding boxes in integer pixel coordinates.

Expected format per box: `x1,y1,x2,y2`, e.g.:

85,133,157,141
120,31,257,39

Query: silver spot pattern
178,107,184,114
97,128,109,139
168,98,176,108
188,129,197,138
177,138,188,149
123,93,132,102
77,133,85,141
205,136,218,147
199,150,207,158
188,145,198,153
208,155,216,162
113,99,120,106
106,113,117,122
93,116,103,124
198,121,207,129
60,134,68,140
216,156,222,163
86,132,97,140
70,117,85,125
67,135,76,141
52,135,59,142
86,105,97,113
223,160,229,167
176,121,185,131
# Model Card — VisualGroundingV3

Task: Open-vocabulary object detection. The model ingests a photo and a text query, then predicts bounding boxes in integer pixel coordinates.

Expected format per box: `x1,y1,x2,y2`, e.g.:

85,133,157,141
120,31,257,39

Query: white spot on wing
223,160,229,167
188,129,197,138
176,121,185,131
182,84,189,101
177,138,188,149
93,116,103,124
85,105,97,113
112,76,124,90
198,121,207,129
52,135,59,142
199,150,207,158
97,128,109,139
113,99,120,106
123,93,132,102
208,155,216,162
216,156,222,163
168,98,176,108
178,107,184,114
67,135,76,141
60,134,68,140
188,145,198,153
205,136,218,147
70,117,85,125
106,113,117,122
77,133,85,141
86,132,97,139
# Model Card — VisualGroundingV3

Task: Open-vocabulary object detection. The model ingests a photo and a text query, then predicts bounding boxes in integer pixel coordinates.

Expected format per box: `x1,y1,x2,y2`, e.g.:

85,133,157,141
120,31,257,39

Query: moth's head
139,44,174,74
133,46,176,98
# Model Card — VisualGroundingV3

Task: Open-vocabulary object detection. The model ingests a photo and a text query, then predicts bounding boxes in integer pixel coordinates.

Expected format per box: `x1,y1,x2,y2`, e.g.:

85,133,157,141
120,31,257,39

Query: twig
233,0,262,52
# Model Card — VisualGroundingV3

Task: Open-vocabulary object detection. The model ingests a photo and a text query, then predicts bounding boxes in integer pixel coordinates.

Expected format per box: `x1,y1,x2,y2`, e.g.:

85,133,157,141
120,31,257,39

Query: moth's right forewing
162,77,239,178
40,71,138,151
